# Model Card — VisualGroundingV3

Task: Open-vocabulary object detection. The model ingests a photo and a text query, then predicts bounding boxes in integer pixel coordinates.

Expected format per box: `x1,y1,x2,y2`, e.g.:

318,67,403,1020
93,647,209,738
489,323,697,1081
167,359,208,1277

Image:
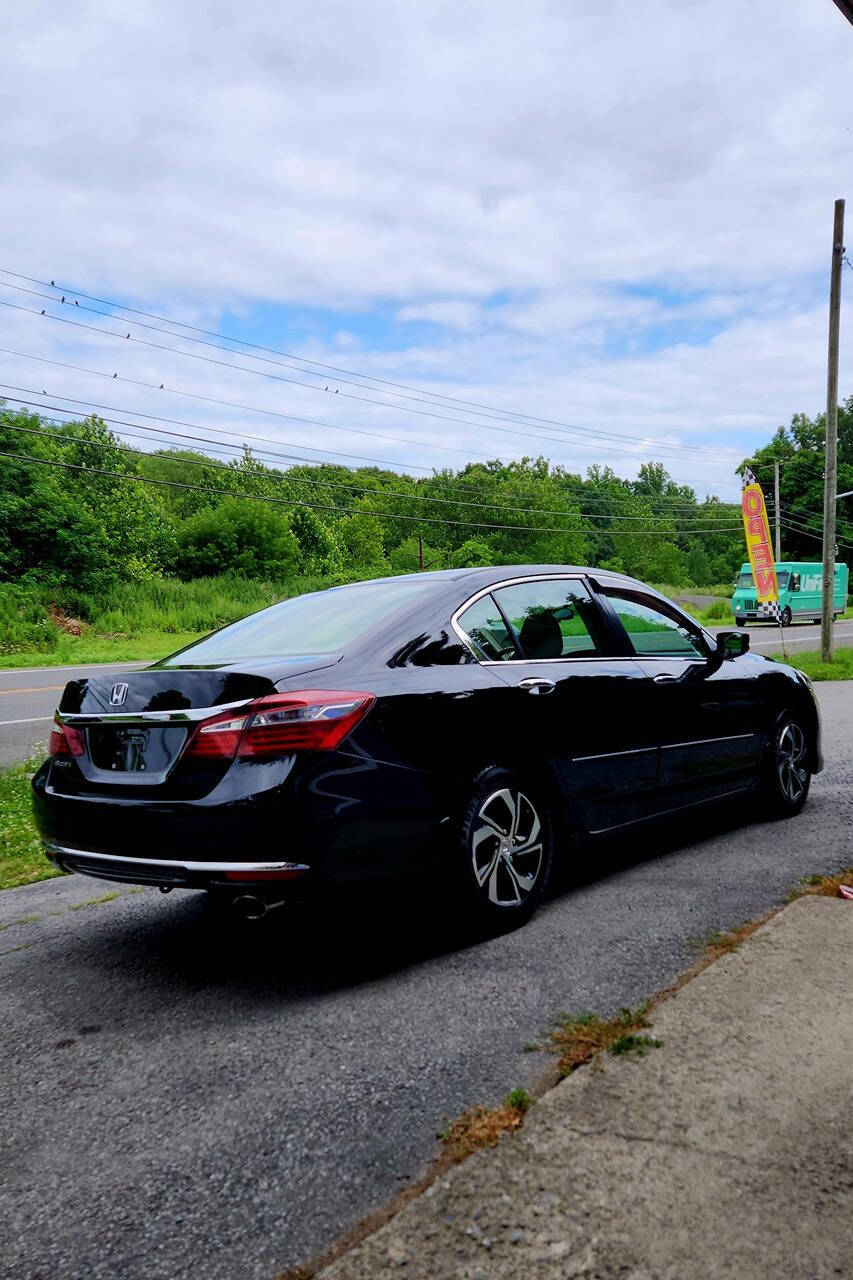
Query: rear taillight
185,690,375,761
48,716,86,758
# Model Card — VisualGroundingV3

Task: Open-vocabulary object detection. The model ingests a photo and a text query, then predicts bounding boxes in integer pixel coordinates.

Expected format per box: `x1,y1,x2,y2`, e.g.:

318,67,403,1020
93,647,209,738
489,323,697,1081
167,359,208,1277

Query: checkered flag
742,465,757,488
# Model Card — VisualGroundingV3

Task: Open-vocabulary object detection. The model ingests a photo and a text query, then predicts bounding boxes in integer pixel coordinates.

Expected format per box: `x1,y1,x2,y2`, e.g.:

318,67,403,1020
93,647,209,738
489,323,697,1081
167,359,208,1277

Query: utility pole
418,534,424,571
774,459,781,563
821,198,845,663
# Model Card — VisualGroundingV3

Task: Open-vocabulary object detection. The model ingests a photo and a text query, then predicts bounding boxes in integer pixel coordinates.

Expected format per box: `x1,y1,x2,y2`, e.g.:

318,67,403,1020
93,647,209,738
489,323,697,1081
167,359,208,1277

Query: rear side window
456,594,517,661
494,579,603,659
605,590,707,659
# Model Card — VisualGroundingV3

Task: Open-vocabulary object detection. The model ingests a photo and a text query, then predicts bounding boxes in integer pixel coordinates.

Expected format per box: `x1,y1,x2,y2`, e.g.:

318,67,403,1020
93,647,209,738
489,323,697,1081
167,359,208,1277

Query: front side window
605,591,707,659
494,579,603,659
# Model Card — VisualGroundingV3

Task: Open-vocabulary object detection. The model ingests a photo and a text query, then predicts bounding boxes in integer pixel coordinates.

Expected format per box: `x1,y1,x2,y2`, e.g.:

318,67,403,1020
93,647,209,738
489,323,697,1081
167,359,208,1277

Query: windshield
161,577,435,664
737,569,786,590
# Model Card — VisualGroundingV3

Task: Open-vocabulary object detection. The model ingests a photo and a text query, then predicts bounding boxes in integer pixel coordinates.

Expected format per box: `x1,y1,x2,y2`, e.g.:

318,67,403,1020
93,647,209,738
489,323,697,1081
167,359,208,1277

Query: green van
732,561,849,626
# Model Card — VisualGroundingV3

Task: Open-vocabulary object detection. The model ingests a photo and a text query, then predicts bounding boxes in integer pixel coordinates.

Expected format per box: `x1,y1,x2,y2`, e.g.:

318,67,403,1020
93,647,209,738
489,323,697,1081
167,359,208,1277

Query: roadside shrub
703,600,732,621
176,499,300,579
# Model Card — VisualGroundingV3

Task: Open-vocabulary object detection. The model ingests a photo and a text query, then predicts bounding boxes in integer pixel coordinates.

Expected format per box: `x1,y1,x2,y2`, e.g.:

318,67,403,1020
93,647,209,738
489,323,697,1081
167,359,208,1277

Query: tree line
1,397,850,596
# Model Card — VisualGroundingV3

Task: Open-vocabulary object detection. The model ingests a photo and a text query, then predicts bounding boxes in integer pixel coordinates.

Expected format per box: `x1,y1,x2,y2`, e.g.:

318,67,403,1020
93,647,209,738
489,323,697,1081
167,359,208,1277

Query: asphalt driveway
1,684,852,1280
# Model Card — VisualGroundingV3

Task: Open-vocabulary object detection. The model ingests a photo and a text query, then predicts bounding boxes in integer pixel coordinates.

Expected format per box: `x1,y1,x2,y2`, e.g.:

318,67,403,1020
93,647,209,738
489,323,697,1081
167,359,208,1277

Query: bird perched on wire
50,279,55,287
40,309,45,315
126,333,130,339
60,295,65,303
113,372,117,378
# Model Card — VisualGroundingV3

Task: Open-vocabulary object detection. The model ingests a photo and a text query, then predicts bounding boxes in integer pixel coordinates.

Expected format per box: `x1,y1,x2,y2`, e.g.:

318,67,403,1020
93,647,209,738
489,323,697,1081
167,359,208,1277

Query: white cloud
0,0,851,503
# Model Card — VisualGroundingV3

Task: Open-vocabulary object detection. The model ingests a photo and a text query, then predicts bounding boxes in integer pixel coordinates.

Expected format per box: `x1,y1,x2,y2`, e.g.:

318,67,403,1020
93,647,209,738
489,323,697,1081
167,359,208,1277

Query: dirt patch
48,606,85,636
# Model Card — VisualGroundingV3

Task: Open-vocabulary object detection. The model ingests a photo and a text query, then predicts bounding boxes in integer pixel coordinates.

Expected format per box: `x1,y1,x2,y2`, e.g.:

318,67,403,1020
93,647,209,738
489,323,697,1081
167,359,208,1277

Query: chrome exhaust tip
232,895,286,921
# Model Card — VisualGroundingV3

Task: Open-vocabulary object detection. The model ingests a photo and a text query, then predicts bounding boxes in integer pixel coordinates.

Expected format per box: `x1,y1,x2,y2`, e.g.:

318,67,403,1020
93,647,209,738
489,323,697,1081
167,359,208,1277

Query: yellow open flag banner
740,468,779,615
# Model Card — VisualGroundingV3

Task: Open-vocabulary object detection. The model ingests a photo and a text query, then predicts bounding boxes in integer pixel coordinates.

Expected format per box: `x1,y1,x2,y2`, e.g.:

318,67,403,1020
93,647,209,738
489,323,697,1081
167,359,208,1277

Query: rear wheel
457,768,553,927
762,714,811,816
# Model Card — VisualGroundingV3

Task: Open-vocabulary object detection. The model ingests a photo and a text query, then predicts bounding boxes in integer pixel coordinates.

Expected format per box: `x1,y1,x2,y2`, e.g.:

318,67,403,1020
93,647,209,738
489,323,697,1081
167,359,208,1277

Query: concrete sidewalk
321,896,853,1279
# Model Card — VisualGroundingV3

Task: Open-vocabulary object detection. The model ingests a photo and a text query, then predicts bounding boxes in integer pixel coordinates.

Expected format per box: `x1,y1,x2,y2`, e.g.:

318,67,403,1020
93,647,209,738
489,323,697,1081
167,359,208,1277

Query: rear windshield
161,578,434,664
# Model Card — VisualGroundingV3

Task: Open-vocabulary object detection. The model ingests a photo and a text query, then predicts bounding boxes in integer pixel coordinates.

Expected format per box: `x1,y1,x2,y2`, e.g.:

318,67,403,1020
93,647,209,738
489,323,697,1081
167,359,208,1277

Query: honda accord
32,566,821,925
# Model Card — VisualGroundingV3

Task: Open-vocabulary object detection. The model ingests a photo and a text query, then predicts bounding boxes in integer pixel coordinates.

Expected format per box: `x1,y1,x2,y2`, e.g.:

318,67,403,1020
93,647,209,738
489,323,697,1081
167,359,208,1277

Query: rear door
598,586,762,807
454,575,659,833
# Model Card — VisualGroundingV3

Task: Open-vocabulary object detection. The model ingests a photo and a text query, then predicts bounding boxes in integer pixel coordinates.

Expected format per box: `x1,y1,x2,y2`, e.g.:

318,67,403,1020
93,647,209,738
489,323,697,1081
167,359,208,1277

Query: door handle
653,673,679,684
519,677,556,696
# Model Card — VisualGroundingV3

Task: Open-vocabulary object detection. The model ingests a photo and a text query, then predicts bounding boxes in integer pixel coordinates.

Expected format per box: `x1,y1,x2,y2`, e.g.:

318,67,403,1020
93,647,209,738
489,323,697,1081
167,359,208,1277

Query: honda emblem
109,682,129,707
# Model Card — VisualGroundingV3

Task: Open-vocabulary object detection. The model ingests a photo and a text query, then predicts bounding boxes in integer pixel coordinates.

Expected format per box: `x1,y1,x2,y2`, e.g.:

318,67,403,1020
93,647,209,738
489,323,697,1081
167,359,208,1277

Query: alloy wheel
470,786,544,907
776,721,808,804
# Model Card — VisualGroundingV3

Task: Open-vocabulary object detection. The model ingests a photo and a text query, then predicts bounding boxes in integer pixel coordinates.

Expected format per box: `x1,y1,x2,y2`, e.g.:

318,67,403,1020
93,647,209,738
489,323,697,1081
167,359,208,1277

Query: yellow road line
0,685,65,696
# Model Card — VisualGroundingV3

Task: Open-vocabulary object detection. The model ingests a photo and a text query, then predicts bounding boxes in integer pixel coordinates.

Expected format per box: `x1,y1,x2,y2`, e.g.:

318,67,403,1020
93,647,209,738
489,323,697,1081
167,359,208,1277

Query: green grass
0,631,205,668
770,647,853,680
0,754,58,890
0,572,332,667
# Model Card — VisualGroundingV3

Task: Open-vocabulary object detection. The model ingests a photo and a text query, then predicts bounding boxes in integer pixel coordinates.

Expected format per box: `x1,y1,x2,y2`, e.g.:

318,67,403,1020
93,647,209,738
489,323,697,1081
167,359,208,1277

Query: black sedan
32,566,822,925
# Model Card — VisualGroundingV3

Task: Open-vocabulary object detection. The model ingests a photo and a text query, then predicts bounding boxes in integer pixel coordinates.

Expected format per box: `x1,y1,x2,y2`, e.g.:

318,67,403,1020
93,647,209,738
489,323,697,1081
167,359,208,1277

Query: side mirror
791,573,800,592
716,631,749,659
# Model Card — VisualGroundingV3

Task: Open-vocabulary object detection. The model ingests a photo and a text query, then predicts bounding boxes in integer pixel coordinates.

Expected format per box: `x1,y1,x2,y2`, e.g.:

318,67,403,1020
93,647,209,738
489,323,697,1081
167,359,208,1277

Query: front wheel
762,714,811,816
457,769,553,928
780,606,792,627
735,617,745,627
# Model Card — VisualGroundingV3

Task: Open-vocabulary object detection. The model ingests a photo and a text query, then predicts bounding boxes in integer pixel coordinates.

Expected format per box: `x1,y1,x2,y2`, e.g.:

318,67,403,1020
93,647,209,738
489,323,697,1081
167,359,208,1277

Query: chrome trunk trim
56,699,253,726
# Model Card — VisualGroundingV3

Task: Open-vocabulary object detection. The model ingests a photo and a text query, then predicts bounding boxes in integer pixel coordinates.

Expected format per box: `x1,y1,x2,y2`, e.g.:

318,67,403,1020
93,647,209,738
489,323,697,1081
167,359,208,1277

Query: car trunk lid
53,655,342,791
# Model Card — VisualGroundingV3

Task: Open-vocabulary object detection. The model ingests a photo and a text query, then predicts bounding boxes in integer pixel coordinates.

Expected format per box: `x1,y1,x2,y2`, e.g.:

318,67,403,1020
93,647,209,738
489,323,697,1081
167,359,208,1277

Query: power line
0,269,746,462
3,414,710,524
0,303,744,469
0,447,744,537
779,516,853,556
0,387,738,517
0,380,435,473
0,415,741,528
0,331,512,464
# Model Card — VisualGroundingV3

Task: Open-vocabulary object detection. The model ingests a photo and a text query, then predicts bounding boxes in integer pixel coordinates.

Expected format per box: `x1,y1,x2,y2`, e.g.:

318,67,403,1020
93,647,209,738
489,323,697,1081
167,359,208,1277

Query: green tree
176,498,300,579
450,538,493,568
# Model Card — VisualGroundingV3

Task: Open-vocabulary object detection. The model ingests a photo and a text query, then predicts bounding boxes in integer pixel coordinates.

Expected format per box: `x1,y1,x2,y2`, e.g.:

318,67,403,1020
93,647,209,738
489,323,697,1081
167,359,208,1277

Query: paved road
2,685,852,1280
0,663,144,767
707,618,853,654
2,621,851,768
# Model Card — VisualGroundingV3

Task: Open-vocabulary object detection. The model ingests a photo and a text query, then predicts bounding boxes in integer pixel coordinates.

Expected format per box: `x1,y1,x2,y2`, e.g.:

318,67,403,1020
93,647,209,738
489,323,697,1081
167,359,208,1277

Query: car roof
360,564,647,593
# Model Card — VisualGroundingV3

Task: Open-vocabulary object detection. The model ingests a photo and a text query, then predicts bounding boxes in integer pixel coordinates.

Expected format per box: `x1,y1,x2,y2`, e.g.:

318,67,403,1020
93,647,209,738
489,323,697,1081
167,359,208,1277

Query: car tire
736,618,745,628
762,712,811,817
456,768,553,928
780,606,792,627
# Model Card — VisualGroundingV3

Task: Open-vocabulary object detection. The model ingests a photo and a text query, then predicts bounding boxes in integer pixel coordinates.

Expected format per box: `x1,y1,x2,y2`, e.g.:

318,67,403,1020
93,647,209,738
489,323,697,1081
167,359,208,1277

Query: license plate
88,725,188,773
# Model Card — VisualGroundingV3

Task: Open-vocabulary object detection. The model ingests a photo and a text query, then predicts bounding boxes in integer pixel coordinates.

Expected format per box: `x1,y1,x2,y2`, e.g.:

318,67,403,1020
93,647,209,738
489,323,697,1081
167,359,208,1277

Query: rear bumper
32,753,445,888
44,843,309,889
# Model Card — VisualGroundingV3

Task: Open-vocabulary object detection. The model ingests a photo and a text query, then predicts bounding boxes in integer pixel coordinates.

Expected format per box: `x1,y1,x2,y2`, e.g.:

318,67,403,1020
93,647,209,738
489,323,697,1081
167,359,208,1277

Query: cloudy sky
1,0,851,499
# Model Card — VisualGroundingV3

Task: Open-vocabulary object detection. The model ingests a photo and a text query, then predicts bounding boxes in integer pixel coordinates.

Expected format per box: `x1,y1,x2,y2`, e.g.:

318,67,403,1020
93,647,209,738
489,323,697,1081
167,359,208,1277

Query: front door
598,587,762,808
455,576,659,833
